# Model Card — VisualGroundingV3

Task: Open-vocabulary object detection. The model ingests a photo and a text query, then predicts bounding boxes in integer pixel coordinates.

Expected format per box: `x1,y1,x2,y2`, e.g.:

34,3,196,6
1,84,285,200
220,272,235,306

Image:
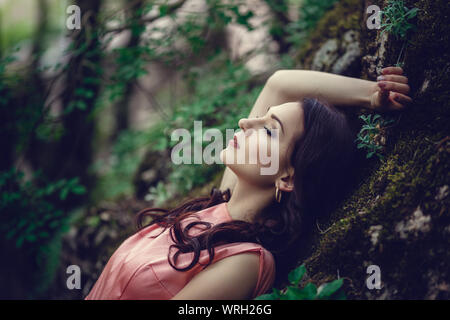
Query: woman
85,67,412,300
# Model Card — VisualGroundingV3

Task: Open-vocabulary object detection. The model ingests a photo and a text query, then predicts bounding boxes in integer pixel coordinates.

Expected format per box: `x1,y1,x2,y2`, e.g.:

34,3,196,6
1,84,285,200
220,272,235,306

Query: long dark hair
135,97,357,287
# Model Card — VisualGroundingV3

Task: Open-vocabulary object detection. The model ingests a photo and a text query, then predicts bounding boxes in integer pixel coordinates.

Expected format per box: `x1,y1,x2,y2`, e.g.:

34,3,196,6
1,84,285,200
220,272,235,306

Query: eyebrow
268,106,285,135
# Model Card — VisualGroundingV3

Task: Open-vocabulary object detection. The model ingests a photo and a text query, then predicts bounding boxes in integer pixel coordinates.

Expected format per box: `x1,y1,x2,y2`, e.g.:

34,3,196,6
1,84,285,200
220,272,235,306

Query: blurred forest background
0,0,448,300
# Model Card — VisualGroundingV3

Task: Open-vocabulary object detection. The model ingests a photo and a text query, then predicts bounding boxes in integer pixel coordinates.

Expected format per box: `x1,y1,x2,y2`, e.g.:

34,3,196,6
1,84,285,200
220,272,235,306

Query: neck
226,179,274,223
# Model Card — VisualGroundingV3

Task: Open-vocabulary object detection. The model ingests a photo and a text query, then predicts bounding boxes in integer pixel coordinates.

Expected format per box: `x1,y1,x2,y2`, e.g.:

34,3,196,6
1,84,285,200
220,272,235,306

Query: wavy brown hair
135,97,357,287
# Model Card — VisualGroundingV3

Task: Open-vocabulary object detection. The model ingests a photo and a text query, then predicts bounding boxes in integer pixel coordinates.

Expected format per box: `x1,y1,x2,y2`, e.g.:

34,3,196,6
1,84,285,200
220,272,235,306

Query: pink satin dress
84,202,276,300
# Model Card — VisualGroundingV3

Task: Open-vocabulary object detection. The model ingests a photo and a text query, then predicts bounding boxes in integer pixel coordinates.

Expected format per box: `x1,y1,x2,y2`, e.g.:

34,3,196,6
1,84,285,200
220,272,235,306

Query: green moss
294,0,450,299
295,0,364,68
306,141,448,296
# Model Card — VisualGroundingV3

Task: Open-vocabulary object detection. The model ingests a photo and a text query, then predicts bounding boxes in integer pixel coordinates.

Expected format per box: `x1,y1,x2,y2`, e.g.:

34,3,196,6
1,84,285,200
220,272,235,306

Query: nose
238,118,247,130
238,117,259,134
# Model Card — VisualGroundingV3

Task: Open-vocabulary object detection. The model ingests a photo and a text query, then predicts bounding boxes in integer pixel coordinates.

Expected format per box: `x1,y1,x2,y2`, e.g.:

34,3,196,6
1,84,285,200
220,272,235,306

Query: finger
381,66,404,75
378,81,410,95
388,92,406,110
392,92,413,105
378,82,390,103
377,74,408,84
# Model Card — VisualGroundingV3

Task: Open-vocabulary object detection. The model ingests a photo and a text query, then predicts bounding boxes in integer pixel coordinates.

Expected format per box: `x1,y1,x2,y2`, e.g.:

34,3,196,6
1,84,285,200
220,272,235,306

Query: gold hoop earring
275,186,282,203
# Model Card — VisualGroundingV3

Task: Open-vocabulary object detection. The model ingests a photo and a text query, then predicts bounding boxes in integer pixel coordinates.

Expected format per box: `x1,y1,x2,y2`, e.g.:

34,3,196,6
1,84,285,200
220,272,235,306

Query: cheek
249,131,282,169
246,133,260,158
254,131,281,158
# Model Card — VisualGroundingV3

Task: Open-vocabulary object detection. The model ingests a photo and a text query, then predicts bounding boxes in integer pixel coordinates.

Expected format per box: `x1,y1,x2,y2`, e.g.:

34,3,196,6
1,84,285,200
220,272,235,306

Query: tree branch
104,0,187,34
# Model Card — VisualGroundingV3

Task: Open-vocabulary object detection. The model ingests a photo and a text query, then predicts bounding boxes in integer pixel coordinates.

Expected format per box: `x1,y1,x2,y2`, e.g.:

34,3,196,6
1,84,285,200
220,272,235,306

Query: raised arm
267,67,411,111
269,69,375,109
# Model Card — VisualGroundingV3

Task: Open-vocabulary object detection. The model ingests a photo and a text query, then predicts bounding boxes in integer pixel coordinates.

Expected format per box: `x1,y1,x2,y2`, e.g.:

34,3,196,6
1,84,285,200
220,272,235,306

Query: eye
264,126,272,136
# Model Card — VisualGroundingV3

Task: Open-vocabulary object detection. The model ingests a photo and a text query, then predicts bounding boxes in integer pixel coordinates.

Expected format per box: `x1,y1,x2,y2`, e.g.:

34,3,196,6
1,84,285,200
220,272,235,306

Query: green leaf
26,234,37,242
17,220,27,229
254,293,277,300
362,124,374,130
71,185,86,195
282,287,300,300
283,284,317,300
16,237,25,248
61,223,70,233
406,8,418,18
297,282,317,300
49,220,60,228
60,188,69,200
87,215,100,228
39,231,50,238
159,4,169,16
317,278,344,299
288,264,306,286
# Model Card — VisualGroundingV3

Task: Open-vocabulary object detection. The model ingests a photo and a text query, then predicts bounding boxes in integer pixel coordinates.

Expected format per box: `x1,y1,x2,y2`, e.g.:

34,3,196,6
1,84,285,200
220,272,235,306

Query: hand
369,66,413,111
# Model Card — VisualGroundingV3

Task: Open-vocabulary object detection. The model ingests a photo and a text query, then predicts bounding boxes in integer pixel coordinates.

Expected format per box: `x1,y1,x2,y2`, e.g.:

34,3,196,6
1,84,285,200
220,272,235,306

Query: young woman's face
220,101,305,187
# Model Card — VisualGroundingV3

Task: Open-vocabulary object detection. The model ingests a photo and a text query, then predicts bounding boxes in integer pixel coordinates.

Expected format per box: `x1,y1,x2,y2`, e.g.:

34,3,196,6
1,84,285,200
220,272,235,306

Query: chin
220,146,235,166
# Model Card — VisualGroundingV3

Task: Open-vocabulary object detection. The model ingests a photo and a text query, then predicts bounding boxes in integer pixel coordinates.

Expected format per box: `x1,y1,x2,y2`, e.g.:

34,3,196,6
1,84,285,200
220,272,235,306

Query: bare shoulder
218,252,260,268
171,253,260,300
200,252,260,275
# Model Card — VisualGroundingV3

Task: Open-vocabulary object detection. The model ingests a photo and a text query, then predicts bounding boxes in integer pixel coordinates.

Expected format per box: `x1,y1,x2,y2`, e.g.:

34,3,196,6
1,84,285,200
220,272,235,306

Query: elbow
265,70,291,98
266,70,285,89
266,69,295,93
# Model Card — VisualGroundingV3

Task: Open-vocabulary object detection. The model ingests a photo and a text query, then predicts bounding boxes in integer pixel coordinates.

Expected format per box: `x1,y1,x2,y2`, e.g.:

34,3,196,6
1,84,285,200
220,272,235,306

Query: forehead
268,102,304,139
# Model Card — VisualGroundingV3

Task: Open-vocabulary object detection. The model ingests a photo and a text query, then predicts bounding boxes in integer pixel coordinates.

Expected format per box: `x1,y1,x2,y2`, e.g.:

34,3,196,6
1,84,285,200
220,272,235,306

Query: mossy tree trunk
293,0,449,299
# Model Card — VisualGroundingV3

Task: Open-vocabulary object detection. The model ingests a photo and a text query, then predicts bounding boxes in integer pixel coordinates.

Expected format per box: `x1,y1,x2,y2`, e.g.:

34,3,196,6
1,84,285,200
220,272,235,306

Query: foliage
90,1,259,202
263,0,289,39
355,114,395,160
1,43,89,297
205,0,255,31
0,48,45,152
141,0,255,66
0,51,16,109
379,1,419,76
255,264,346,300
294,0,450,299
145,181,173,206
0,170,85,248
93,49,262,203
104,2,149,105
144,52,261,203
107,45,149,103
380,0,419,39
0,168,86,297
285,0,339,48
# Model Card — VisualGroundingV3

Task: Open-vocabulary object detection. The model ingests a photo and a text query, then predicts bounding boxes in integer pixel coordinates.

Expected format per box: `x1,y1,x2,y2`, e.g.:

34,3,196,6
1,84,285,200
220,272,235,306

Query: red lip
233,135,239,148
